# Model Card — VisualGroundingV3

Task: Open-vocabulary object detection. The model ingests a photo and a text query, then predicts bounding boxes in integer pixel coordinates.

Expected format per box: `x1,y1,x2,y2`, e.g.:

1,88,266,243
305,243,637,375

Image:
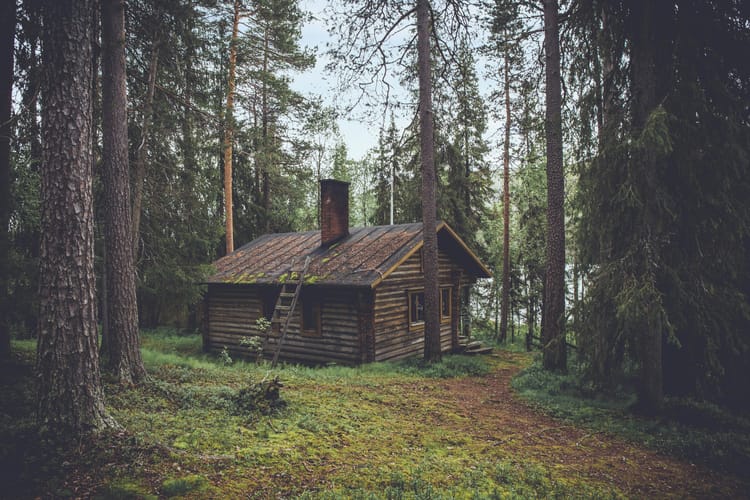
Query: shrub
233,376,286,416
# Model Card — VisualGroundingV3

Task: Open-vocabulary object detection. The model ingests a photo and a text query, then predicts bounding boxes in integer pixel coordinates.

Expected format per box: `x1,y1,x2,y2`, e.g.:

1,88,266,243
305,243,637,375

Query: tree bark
100,0,146,384
416,0,440,362
37,0,113,435
0,0,15,359
223,0,240,253
542,0,567,372
500,47,511,344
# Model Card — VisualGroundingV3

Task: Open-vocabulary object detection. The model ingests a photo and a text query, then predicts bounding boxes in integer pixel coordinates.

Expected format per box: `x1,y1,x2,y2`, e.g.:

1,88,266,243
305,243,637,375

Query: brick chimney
320,179,349,246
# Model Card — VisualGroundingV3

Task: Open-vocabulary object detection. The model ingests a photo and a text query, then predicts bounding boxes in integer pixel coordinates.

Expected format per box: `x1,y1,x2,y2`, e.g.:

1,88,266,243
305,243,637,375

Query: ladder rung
276,305,291,312
280,292,295,299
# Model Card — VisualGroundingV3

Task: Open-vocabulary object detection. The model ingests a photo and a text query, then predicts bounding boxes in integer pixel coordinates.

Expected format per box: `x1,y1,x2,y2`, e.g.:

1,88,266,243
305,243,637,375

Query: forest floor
1,331,748,499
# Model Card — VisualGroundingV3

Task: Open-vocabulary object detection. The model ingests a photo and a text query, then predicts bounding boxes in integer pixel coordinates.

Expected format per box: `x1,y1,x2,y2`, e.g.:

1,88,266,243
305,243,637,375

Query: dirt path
431,352,747,498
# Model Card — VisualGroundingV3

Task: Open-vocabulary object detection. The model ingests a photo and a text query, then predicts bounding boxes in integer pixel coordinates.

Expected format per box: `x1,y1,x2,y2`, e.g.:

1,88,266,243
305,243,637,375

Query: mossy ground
1,330,747,498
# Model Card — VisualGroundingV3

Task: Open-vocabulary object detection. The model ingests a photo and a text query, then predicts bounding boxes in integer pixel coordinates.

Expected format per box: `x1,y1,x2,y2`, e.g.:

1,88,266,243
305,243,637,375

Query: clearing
1,333,747,498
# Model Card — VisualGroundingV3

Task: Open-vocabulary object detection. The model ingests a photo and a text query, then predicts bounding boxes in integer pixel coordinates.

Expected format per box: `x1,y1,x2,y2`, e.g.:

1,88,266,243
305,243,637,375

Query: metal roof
206,221,491,288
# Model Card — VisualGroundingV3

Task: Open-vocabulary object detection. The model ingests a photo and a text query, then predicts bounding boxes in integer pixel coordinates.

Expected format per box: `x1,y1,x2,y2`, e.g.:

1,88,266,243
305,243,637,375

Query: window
408,291,425,330
301,293,321,336
440,287,452,322
262,289,278,321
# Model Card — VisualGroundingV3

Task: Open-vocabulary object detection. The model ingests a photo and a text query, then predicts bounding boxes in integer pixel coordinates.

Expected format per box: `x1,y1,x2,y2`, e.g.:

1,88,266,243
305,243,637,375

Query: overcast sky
290,0,383,161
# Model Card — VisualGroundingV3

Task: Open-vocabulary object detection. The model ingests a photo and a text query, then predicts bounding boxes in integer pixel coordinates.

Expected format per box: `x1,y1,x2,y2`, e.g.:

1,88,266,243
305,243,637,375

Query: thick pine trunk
223,0,240,253
500,48,511,344
100,0,146,384
0,0,15,359
542,0,567,372
37,0,113,435
416,0,440,362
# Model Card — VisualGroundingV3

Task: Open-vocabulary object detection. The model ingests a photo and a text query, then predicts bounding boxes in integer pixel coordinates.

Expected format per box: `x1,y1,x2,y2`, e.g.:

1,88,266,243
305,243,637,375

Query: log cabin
203,179,491,365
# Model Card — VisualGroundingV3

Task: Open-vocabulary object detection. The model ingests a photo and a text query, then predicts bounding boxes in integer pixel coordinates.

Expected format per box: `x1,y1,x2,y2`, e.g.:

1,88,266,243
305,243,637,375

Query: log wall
372,249,465,362
205,247,477,365
205,284,362,365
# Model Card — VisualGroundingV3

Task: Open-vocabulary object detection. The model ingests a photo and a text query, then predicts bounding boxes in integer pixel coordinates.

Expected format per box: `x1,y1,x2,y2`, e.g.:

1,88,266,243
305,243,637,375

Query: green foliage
575,1,750,406
297,459,612,499
139,327,203,357
95,480,157,500
161,475,210,498
4,334,747,497
513,360,750,476
233,377,286,416
396,355,491,379
219,346,232,366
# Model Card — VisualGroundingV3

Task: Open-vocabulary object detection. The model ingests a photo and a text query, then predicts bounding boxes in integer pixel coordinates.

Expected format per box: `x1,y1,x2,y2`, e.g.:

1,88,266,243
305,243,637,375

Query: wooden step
463,340,482,350
465,346,493,355
279,293,295,299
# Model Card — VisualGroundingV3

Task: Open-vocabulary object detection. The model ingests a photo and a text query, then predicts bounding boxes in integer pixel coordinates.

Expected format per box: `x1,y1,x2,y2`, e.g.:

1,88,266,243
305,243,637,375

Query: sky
290,0,509,168
290,0,383,161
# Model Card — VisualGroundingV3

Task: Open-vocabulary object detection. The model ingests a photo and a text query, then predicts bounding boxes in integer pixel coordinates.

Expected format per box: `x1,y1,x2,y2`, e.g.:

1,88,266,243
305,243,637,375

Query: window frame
408,290,425,331
440,286,452,323
300,294,322,337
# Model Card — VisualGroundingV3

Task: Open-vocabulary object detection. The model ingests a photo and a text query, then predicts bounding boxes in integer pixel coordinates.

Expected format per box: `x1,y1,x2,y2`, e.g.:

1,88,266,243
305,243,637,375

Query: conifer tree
100,0,147,384
575,0,750,409
37,0,113,435
542,0,567,372
0,0,15,359
223,0,240,253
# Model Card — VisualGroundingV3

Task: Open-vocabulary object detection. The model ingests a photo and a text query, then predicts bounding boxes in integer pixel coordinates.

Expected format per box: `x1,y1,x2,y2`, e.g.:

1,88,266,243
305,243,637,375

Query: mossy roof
207,221,491,288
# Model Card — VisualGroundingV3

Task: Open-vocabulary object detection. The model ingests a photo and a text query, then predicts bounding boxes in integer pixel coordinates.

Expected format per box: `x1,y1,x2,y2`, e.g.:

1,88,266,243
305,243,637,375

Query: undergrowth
3,329,745,498
512,357,750,476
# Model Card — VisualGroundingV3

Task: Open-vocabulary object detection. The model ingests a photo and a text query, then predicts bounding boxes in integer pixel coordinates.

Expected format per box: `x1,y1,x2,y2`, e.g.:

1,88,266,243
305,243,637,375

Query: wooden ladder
270,256,310,368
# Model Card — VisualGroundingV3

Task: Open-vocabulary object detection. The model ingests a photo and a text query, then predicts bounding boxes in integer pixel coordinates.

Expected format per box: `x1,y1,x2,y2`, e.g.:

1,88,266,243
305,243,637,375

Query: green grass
512,358,750,476
2,329,745,498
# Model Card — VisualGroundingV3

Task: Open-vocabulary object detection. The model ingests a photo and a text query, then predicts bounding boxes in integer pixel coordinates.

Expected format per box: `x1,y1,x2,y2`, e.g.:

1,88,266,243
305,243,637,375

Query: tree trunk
223,0,240,253
500,46,511,344
630,0,669,413
100,0,146,384
526,279,534,352
493,278,499,339
461,285,471,339
261,25,271,234
0,0,15,359
37,0,114,435
572,251,578,326
131,38,160,257
416,0,440,362
542,0,567,372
